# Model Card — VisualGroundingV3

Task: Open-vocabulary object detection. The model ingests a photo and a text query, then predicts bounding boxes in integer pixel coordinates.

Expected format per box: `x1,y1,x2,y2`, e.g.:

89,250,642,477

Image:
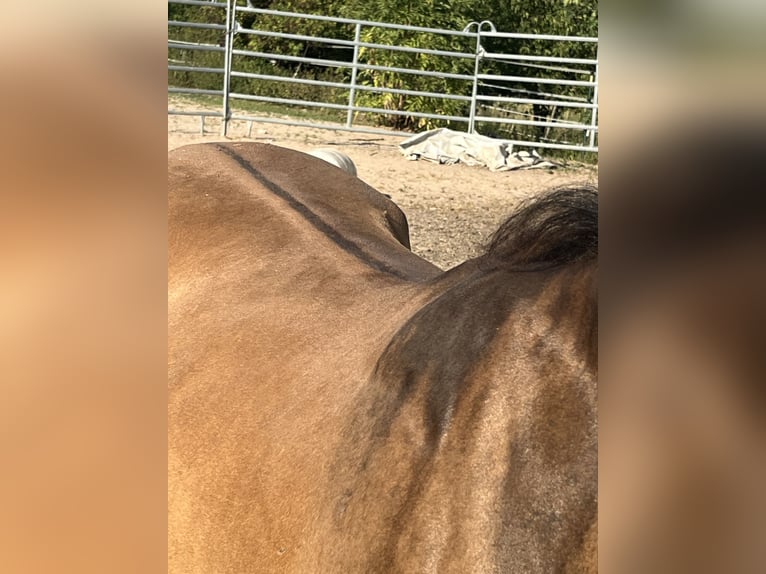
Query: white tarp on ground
398,128,559,171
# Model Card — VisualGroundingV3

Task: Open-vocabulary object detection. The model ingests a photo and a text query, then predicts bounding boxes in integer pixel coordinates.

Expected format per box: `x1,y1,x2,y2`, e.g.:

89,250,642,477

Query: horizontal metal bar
167,110,596,152
357,41,474,60
230,92,349,111
168,65,224,74
477,74,596,87
481,104,547,121
231,49,474,81
498,138,598,153
482,31,597,43
489,60,594,76
168,87,224,96
168,41,226,53
226,113,597,153
476,94,597,109
168,20,227,31
168,109,224,117
234,27,353,45
477,81,589,102
236,27,475,59
475,114,598,131
482,52,597,66
515,141,597,153
168,0,228,7
356,84,471,102
356,108,467,122
228,113,411,138
229,70,472,102
229,92,468,122
484,111,582,126
231,49,352,69
229,70,348,88
234,6,478,38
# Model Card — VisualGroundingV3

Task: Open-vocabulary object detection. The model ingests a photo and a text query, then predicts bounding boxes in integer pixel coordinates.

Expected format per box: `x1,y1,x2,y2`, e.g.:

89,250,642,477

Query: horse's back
169,142,444,572
168,148,597,572
168,142,439,284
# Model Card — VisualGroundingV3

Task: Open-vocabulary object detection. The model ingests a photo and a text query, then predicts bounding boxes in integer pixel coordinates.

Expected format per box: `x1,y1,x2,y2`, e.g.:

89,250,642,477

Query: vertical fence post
466,23,480,134
346,23,362,129
588,60,599,149
467,21,494,134
221,0,235,136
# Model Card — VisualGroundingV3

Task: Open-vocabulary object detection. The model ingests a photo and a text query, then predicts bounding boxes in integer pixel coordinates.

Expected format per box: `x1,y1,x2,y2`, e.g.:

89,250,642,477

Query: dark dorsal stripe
214,143,411,280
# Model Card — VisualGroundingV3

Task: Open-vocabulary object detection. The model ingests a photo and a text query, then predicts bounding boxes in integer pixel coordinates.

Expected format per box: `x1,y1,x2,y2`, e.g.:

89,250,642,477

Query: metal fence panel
167,0,598,153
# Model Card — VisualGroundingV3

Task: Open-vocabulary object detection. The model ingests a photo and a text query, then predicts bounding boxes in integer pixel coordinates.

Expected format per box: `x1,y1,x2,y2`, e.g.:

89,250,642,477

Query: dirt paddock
169,109,597,270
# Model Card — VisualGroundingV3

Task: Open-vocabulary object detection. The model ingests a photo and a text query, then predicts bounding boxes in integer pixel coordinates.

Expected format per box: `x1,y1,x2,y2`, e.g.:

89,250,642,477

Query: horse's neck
323,262,597,571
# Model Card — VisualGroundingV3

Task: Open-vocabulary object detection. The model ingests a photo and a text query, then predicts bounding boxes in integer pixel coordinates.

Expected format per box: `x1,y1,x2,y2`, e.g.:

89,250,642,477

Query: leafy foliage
168,3,228,92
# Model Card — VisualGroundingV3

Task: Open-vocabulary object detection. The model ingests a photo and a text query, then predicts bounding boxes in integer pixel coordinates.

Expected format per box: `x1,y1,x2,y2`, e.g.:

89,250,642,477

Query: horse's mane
482,186,598,271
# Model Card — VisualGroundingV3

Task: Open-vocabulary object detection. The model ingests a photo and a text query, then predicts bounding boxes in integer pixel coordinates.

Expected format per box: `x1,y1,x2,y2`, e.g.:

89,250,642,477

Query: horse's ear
383,204,412,250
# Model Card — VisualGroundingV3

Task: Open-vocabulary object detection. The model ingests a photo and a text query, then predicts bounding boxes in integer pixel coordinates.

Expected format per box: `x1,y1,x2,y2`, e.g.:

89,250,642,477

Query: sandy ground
169,104,597,270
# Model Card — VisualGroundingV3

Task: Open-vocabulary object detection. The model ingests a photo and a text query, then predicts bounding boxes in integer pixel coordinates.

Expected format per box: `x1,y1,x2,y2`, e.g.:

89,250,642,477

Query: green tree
337,0,597,131
168,2,229,92
337,0,477,129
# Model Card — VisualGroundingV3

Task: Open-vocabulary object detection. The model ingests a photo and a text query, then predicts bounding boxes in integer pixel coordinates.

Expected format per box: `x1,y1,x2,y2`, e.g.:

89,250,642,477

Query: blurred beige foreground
599,30,766,573
0,7,167,574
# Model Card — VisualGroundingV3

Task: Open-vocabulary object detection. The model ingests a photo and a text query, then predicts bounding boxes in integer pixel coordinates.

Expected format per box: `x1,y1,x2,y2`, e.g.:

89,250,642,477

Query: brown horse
168,142,597,573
